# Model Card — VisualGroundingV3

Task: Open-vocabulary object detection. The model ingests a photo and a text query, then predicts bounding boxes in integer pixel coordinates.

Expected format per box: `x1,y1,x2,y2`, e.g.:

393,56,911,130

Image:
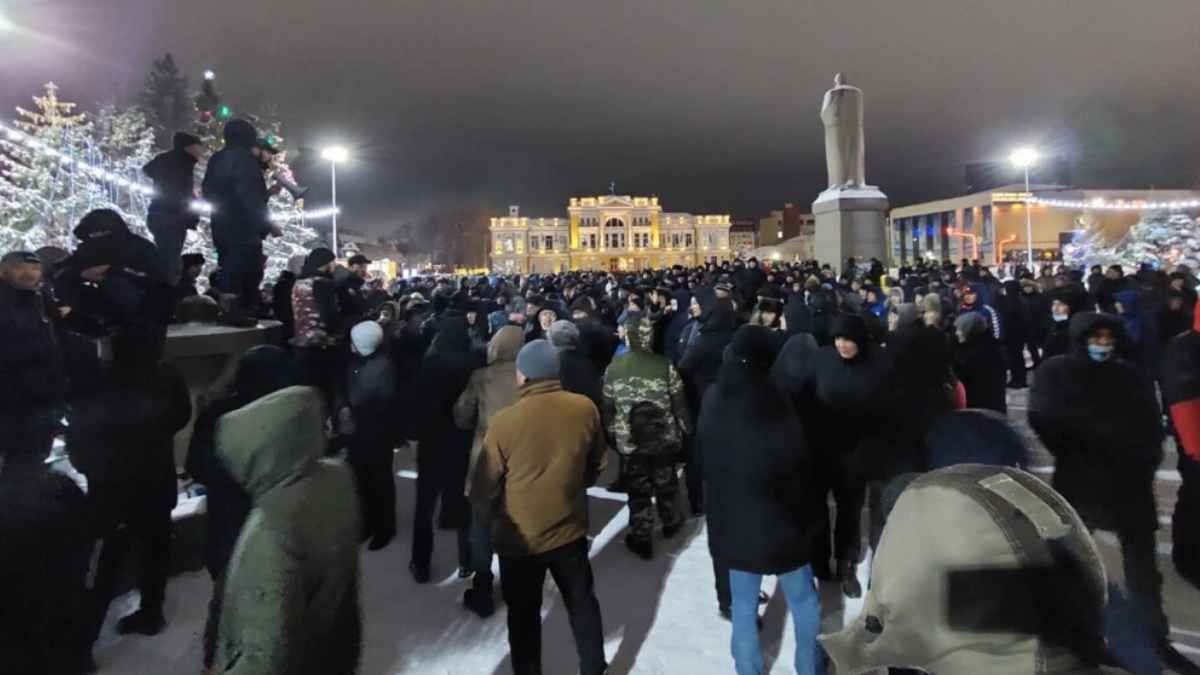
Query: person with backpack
601,315,690,560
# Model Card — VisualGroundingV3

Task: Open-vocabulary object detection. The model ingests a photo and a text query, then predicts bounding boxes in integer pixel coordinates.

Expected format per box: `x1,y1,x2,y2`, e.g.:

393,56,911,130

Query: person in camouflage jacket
602,314,690,560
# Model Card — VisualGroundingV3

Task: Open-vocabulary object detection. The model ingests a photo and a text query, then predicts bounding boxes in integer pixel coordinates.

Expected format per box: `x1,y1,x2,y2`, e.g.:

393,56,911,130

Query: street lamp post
1010,147,1040,270
320,146,349,255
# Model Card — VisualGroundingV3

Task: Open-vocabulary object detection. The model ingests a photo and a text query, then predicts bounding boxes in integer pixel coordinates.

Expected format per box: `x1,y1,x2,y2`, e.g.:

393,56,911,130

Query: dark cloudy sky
3,0,1199,234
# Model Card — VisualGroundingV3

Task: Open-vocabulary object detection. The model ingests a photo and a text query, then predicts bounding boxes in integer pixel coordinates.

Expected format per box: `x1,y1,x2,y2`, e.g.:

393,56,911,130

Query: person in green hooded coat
214,385,362,675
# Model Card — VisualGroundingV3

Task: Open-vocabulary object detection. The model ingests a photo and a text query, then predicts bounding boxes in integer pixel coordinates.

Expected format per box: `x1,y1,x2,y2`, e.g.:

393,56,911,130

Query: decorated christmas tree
0,83,104,251
92,105,158,237
1064,209,1200,270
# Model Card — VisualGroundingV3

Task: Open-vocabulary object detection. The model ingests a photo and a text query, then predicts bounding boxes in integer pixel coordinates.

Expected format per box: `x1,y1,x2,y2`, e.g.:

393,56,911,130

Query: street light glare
203,69,216,81
1010,147,1040,169
321,146,349,163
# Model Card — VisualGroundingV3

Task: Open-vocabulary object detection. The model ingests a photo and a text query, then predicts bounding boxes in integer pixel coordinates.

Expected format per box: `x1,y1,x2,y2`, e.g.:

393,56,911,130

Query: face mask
1052,312,1069,323
1087,344,1114,362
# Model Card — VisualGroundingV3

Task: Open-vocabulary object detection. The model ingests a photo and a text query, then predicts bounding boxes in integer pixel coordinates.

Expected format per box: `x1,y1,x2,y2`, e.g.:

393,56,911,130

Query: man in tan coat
471,339,608,675
454,325,524,617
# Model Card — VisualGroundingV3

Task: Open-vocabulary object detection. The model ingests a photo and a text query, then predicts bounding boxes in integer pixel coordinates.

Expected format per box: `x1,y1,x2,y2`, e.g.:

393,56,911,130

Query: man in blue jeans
730,566,824,675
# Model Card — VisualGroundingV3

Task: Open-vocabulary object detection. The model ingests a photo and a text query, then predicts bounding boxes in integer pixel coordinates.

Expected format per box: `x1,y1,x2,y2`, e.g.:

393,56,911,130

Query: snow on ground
97,455,873,675
96,387,1199,673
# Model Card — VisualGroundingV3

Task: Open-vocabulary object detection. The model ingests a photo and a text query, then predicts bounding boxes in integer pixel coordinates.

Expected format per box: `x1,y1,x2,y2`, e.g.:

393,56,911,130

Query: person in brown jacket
471,339,608,675
454,324,524,617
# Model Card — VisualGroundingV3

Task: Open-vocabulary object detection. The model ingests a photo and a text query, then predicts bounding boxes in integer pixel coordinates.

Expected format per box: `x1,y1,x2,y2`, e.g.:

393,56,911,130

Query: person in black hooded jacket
185,344,297,672
808,288,838,347
1030,312,1197,674
410,315,484,583
1041,283,1092,361
952,312,1008,414
678,290,737,404
771,298,819,404
201,119,276,311
698,325,823,673
678,289,737,512
795,314,892,597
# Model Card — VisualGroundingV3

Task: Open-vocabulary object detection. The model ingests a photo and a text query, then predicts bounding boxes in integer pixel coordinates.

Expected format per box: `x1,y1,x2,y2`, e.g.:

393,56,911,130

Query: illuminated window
504,238,514,253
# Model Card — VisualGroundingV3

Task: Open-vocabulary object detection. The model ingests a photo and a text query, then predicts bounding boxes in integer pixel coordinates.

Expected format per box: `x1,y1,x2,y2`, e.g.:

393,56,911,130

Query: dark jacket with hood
1042,284,1092,361
698,325,814,574
953,312,1008,414
677,290,737,415
186,345,297,578
414,317,484,478
1029,312,1164,531
771,299,820,404
201,119,271,249
558,324,605,411
795,315,894,476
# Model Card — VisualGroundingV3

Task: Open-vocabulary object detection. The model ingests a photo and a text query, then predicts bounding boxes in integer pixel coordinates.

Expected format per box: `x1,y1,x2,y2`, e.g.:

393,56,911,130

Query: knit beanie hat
350,320,384,357
304,247,336,273
516,339,560,381
955,312,987,340
547,319,581,350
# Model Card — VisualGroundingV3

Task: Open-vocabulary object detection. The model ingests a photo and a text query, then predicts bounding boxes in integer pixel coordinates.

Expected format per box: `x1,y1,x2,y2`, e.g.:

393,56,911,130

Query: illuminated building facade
490,195,733,274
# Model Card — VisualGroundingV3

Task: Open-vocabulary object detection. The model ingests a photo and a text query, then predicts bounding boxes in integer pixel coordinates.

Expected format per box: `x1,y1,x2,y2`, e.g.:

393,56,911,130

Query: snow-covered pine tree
1064,209,1200,270
0,82,104,251
137,53,193,150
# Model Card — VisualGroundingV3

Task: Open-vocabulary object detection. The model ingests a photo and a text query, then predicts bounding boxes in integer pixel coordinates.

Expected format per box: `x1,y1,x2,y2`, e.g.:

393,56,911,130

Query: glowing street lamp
320,146,350,254
203,69,216,81
1009,146,1040,269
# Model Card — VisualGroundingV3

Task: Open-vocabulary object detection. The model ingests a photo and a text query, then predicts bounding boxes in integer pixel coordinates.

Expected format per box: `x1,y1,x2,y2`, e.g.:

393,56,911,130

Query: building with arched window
490,195,733,273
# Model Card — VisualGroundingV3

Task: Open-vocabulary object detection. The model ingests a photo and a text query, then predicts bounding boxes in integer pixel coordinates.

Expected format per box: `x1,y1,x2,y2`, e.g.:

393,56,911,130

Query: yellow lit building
490,195,734,274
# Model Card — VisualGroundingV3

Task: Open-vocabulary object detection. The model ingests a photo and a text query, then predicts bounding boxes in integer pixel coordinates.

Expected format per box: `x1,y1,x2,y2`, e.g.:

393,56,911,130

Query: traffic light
218,105,232,119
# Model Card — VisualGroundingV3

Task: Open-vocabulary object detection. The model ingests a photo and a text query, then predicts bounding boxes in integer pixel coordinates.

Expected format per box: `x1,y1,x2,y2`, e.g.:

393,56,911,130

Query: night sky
3,0,1199,235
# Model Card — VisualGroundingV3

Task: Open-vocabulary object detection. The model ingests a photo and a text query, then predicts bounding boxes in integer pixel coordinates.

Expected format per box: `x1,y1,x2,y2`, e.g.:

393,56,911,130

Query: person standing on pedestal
202,119,280,313
143,132,203,286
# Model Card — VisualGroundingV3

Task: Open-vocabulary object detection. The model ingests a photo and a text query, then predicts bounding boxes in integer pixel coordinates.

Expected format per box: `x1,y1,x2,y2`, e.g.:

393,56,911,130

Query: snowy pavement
95,388,1200,674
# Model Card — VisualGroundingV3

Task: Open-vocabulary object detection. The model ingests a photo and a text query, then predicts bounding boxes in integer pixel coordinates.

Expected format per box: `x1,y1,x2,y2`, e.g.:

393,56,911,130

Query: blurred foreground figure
1031,313,1199,674
215,386,362,675
1162,298,1200,589
821,464,1122,675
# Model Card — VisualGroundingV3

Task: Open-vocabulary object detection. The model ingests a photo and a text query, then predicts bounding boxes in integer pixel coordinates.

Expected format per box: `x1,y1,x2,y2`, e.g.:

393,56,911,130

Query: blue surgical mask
1087,344,1114,362
1052,312,1069,323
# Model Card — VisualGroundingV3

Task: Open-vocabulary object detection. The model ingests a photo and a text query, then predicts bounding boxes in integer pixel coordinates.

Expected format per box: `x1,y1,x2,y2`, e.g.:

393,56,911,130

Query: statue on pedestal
820,73,867,190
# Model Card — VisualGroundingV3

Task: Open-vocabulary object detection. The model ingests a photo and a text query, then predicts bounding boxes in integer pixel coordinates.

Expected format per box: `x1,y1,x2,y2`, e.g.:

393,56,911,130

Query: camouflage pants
626,455,681,543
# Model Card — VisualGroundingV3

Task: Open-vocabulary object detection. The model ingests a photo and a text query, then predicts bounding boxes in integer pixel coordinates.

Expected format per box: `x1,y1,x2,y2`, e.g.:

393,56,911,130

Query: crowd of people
2,118,1200,675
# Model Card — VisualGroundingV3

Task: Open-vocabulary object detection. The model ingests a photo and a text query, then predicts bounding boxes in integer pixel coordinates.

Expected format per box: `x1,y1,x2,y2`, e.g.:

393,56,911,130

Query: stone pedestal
812,187,889,272
166,320,283,469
